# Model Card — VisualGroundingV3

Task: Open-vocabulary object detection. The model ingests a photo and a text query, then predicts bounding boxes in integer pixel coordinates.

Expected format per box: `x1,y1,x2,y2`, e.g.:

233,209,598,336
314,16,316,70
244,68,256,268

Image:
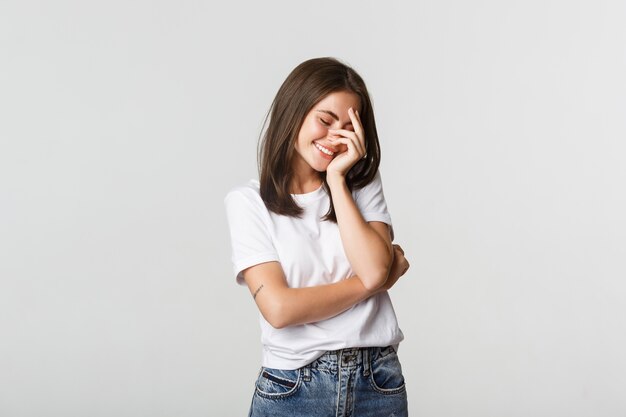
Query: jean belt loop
362,347,371,377
302,363,311,382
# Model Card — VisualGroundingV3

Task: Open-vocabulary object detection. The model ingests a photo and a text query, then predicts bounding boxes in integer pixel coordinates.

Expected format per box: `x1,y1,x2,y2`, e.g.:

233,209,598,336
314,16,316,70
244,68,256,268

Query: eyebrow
315,110,353,124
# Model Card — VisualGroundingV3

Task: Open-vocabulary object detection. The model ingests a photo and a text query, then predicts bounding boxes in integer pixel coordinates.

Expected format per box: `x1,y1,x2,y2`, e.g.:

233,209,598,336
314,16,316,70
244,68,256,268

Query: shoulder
224,179,262,205
224,180,273,222
352,169,384,198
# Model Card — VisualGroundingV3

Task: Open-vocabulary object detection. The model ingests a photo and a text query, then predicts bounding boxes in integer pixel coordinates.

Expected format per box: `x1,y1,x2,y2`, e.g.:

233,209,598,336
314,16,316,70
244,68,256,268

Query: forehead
314,91,361,113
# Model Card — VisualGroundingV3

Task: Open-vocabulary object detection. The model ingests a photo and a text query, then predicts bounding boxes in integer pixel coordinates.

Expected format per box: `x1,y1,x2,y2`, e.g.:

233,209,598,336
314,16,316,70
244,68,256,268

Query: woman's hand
326,107,367,181
376,244,410,293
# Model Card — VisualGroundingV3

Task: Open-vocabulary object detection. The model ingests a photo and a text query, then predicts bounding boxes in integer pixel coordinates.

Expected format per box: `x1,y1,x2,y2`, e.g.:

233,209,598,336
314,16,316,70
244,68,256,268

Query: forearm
247,244,408,329
327,176,393,288
264,276,372,328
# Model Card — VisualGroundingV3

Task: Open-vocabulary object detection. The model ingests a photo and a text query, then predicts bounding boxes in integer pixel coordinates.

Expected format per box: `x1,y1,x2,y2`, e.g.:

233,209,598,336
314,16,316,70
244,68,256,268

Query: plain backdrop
1,1,625,416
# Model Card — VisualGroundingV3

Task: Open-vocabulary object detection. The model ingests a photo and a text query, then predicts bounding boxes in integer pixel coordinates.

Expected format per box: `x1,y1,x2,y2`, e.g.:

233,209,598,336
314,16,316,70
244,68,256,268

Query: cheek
305,121,328,138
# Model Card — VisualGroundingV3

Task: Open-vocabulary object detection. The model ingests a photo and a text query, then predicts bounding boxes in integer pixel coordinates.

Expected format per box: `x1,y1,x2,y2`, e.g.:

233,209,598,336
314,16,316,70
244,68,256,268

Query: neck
290,157,322,194
289,174,323,194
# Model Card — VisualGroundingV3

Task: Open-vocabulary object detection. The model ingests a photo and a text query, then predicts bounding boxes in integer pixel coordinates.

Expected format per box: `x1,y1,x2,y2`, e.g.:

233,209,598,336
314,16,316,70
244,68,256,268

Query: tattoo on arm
252,284,264,300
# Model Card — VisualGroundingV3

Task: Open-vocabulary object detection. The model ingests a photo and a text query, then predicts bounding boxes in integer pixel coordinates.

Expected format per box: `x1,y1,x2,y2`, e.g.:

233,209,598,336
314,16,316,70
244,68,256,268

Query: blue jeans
249,346,408,417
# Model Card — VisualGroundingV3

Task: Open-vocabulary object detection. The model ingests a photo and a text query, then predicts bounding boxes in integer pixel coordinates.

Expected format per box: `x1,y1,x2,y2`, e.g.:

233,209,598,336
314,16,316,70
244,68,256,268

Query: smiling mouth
314,142,335,156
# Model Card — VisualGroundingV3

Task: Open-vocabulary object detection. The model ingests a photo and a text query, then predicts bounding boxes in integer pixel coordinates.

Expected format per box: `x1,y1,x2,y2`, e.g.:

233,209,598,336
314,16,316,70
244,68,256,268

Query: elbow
369,252,394,286
267,314,288,329
360,266,392,292
269,319,288,330
263,299,291,329
362,252,394,291
353,235,395,292
373,250,394,289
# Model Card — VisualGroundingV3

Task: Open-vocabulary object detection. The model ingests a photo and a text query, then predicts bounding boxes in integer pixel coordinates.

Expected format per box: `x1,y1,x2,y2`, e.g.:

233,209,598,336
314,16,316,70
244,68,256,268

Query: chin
308,162,326,173
311,159,331,173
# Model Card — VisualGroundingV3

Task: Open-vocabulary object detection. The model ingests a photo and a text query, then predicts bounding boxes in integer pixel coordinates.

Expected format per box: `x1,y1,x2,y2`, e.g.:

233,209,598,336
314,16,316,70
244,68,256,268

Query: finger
328,129,365,156
328,125,364,152
329,124,366,154
348,107,364,140
329,136,365,158
350,108,367,156
393,247,404,258
328,128,358,141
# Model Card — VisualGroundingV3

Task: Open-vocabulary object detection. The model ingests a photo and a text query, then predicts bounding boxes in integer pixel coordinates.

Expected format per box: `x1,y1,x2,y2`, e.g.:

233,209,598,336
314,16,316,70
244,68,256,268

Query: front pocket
262,370,296,388
369,351,406,395
255,367,301,399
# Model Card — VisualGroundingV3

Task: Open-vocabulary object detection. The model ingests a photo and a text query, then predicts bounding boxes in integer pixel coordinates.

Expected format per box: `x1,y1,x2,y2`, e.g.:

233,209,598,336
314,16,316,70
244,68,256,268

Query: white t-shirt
224,170,404,370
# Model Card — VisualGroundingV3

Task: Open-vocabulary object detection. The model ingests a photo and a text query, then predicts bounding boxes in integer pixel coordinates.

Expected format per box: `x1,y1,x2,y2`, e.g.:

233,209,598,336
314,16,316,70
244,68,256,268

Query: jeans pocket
255,367,302,399
369,348,407,395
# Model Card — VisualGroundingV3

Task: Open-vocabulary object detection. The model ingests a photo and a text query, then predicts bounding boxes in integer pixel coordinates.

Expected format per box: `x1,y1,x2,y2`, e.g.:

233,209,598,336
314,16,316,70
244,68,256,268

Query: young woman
225,57,410,417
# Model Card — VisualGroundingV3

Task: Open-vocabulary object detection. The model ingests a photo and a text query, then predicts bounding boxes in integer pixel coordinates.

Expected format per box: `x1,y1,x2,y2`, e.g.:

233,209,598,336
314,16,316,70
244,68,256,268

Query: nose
327,131,341,140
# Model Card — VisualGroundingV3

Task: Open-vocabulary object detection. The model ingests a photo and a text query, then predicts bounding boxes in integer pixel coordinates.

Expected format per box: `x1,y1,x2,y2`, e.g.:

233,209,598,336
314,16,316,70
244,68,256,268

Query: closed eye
319,118,330,126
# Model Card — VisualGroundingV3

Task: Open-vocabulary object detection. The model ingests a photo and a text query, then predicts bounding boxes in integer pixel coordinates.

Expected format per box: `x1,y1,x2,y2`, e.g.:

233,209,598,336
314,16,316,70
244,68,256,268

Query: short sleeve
353,170,395,241
224,187,279,286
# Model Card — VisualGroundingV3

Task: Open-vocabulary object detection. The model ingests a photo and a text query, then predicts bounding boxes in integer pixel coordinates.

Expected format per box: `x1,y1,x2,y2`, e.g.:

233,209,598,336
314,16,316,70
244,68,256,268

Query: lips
314,141,336,156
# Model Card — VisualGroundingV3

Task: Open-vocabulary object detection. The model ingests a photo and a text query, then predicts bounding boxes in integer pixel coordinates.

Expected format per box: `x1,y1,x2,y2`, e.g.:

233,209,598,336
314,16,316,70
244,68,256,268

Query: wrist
326,172,346,189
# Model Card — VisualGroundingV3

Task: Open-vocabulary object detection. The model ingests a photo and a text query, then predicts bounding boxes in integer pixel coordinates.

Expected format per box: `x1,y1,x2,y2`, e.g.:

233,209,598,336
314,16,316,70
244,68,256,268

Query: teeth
315,143,334,156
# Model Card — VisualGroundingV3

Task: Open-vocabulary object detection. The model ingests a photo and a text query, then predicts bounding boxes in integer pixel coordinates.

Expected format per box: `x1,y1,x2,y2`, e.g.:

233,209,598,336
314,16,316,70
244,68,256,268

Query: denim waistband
304,345,396,371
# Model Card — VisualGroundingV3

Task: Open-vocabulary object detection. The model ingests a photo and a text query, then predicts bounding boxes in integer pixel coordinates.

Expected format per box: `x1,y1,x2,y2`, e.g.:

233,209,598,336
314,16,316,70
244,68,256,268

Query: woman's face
293,90,362,174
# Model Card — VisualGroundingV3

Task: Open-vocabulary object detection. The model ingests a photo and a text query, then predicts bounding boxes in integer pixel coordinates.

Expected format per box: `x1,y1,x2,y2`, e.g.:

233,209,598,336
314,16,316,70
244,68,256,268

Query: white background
1,1,625,416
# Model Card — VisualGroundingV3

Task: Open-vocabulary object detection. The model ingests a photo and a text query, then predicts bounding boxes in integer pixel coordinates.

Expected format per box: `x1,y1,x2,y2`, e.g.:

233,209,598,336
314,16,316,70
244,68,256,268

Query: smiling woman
224,57,410,417
256,58,383,222
294,91,361,172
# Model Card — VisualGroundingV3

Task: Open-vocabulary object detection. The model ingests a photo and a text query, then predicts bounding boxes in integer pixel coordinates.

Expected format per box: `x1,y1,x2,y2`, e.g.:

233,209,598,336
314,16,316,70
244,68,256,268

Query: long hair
258,57,381,222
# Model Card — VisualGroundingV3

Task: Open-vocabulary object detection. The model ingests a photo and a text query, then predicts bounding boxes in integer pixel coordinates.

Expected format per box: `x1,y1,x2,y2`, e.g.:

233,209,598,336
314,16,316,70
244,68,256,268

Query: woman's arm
325,108,394,291
243,261,370,329
327,177,394,291
243,243,408,329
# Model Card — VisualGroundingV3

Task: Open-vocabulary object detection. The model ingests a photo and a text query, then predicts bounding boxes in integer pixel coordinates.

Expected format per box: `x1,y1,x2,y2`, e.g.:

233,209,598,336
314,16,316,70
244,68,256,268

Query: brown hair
258,57,381,222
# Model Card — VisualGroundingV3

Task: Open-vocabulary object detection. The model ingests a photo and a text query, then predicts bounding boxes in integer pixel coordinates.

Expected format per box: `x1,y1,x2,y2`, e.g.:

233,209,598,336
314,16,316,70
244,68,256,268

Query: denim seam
368,373,407,396
368,350,407,395
255,368,302,399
